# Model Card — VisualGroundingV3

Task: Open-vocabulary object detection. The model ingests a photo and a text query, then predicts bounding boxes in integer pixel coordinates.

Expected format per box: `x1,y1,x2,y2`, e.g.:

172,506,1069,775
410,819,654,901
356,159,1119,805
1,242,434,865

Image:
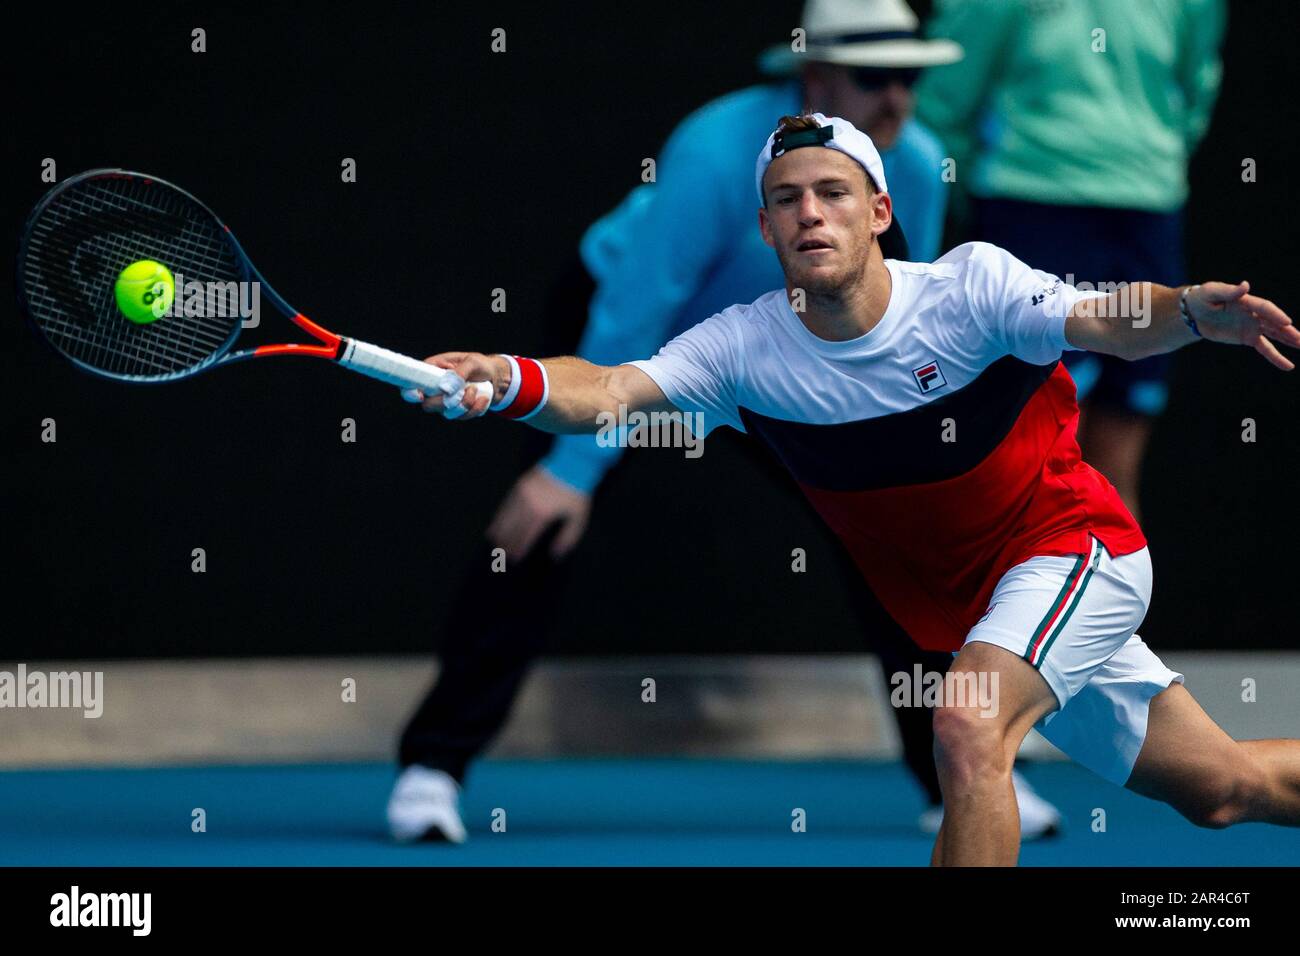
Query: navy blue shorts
974,197,1185,417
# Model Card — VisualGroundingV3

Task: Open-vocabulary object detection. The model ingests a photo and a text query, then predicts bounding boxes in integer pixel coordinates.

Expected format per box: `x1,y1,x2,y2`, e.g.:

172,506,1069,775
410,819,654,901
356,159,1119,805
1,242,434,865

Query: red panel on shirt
798,363,1146,651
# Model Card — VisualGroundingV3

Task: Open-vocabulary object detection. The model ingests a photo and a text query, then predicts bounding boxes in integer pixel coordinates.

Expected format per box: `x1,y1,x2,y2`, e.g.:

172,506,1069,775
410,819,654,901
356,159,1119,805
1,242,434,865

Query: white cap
755,113,888,204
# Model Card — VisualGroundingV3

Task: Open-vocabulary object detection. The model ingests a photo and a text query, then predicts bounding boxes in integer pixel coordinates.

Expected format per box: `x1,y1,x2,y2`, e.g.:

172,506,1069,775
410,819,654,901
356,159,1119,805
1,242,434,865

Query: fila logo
912,359,947,394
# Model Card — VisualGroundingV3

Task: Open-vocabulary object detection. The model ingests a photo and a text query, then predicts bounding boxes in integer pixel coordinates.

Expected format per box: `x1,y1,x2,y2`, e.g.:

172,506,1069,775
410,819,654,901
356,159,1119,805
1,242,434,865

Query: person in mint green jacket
916,0,1226,522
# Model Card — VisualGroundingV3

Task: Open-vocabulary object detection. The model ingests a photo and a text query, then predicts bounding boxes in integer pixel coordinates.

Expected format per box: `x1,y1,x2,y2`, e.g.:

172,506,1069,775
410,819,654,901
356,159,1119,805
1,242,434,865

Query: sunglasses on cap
850,66,922,91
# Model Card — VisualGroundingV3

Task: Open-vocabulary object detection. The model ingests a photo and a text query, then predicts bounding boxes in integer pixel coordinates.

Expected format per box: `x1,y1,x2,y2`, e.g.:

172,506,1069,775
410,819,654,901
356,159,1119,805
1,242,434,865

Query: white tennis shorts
963,536,1184,785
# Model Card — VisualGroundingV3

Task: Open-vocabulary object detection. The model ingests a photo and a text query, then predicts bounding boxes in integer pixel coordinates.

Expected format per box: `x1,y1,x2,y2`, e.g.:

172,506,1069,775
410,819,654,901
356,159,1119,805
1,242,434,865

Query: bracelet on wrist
1179,285,1203,338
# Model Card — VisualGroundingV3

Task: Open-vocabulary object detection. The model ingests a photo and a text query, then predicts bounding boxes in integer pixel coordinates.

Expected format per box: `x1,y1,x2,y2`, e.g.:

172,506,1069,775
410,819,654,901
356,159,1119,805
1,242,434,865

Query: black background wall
3,0,1296,658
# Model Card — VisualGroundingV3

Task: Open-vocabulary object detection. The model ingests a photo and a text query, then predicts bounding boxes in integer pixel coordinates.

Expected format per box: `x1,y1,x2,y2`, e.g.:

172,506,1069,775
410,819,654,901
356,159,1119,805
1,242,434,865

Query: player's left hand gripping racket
16,169,491,414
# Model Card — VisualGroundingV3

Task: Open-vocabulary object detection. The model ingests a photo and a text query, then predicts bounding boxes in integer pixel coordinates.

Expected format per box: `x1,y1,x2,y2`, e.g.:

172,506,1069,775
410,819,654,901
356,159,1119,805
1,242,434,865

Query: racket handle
338,338,460,392
338,339,493,416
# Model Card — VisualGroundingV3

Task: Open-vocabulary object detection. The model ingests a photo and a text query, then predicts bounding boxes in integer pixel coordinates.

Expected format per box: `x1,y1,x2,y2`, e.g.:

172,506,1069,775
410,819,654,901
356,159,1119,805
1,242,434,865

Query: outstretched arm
407,352,677,432
1065,281,1300,370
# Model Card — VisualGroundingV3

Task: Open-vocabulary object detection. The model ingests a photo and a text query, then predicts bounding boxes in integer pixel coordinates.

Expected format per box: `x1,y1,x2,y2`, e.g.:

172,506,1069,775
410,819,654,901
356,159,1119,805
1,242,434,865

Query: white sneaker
917,804,944,835
387,766,468,844
916,769,1063,840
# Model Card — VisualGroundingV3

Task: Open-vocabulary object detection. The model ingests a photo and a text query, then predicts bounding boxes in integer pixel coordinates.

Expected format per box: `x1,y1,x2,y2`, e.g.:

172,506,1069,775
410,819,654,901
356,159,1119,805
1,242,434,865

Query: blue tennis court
3,758,1295,866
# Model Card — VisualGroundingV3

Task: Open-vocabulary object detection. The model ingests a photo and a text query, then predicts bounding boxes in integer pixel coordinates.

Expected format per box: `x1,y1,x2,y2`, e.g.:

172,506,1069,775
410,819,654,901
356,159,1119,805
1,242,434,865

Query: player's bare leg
1126,682,1300,827
931,641,1058,865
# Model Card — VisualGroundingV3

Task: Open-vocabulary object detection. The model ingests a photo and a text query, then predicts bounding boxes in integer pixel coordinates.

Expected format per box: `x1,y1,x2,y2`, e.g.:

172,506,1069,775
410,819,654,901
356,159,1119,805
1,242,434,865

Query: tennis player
388,0,1074,846
412,114,1300,865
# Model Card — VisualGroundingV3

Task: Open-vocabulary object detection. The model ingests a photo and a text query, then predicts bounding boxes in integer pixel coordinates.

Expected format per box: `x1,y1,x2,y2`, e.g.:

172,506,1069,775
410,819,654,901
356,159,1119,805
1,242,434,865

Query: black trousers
397,259,952,805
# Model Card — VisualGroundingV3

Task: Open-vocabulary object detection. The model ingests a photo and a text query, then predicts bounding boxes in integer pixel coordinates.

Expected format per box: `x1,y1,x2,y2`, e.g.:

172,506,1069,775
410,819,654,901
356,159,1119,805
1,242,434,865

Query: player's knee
932,705,1009,784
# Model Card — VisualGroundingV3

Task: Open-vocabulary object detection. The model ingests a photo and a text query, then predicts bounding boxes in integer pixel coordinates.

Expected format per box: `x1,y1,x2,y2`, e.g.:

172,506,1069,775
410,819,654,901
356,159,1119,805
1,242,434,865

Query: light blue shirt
542,82,949,493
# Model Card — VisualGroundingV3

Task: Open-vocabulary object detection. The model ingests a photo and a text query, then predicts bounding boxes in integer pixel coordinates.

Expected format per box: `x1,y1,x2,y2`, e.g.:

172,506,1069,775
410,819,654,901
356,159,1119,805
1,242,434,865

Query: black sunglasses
850,66,922,91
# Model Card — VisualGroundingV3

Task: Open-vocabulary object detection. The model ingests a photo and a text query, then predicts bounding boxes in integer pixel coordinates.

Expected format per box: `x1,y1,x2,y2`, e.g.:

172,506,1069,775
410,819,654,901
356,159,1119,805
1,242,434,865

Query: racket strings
26,191,231,377
44,180,237,375
21,175,246,379
46,204,226,376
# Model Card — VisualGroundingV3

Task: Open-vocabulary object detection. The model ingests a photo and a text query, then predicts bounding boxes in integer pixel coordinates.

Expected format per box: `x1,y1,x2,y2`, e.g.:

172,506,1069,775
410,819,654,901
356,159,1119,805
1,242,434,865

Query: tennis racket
15,168,491,414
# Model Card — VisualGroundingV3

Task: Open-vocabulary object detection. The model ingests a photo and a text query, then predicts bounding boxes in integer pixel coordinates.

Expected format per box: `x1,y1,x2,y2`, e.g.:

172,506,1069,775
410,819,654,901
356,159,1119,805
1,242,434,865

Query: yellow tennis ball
114,260,175,324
